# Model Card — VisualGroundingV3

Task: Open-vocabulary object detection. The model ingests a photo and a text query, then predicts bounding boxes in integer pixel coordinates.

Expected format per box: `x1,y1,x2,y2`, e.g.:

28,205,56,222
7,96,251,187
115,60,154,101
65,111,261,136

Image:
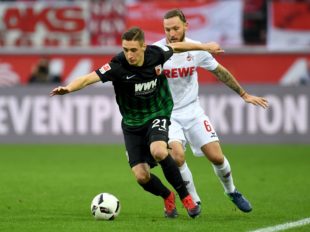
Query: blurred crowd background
0,0,309,86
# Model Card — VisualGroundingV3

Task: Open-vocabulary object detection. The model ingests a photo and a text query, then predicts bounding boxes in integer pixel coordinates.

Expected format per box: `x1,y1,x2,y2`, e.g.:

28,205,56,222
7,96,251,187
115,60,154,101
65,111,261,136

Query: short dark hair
164,9,187,23
121,27,145,42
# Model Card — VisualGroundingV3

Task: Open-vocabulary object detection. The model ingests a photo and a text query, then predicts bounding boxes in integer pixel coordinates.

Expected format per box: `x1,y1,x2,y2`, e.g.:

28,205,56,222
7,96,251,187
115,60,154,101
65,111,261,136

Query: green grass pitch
0,144,309,232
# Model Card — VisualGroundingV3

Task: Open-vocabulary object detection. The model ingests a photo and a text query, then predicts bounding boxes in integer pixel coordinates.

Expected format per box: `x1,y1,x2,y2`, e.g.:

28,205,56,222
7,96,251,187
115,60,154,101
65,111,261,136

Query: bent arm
211,64,245,96
168,41,224,54
211,64,269,109
50,71,100,96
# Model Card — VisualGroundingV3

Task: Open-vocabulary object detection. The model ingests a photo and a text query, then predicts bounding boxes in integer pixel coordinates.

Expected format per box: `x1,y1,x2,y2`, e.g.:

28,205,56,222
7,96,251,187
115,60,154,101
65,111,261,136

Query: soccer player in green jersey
50,27,223,218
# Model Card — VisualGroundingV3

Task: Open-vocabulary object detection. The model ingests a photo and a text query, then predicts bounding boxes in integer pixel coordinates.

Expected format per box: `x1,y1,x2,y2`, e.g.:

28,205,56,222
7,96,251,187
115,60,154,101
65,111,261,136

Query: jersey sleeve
154,44,174,64
95,60,120,83
195,50,219,71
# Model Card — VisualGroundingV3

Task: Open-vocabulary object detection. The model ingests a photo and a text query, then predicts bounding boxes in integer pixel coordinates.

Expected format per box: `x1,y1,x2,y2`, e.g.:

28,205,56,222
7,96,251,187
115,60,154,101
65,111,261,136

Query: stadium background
0,0,309,143
0,1,309,232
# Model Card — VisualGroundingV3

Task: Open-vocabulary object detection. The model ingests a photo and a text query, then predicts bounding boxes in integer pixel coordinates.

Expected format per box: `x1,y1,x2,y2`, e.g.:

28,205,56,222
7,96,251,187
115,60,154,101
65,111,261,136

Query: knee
132,164,150,184
205,150,224,165
152,147,167,161
210,155,224,165
150,142,168,161
134,170,150,184
170,149,185,167
201,142,225,165
169,142,185,167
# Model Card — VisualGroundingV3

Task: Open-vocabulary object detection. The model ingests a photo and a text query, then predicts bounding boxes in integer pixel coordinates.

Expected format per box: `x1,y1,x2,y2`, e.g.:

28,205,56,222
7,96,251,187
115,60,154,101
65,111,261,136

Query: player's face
163,16,188,43
122,40,146,67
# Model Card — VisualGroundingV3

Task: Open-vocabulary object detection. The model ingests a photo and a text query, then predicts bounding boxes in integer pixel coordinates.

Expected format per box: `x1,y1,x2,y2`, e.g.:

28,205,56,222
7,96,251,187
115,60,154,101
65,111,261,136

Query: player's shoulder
147,44,165,51
108,53,129,73
151,41,172,54
112,51,128,63
153,38,166,46
153,38,174,52
143,45,167,65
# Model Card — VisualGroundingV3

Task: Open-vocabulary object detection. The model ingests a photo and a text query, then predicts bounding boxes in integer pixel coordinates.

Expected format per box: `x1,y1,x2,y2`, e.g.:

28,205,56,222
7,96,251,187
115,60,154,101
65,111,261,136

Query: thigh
123,124,157,168
147,117,171,161
168,118,186,149
147,116,170,144
168,117,187,162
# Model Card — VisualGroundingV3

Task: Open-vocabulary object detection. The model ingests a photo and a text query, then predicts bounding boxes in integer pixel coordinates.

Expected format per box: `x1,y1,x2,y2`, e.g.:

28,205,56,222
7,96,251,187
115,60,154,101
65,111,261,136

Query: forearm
212,64,246,96
50,71,101,96
170,42,202,52
66,72,99,93
210,65,269,108
169,42,222,54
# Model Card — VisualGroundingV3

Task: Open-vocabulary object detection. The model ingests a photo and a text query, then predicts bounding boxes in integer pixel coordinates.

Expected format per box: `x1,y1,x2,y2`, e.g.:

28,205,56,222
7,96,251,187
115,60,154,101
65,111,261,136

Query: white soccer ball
90,193,121,220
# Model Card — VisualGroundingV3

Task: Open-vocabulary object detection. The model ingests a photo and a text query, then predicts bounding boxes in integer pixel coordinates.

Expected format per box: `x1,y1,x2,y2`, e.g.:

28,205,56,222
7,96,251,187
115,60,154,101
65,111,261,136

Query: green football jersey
96,45,174,127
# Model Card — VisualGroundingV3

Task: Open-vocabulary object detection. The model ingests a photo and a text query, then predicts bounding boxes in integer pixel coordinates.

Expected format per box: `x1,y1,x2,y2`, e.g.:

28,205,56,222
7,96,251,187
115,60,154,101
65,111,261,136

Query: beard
168,31,185,43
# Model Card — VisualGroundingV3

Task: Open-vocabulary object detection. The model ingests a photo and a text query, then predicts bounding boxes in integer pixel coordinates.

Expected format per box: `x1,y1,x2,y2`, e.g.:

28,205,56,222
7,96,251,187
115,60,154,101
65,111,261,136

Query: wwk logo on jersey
135,79,157,95
99,63,111,74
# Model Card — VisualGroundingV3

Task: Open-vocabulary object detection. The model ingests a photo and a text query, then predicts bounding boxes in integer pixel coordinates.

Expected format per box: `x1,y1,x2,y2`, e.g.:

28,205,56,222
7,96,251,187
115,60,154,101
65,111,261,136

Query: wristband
240,91,246,97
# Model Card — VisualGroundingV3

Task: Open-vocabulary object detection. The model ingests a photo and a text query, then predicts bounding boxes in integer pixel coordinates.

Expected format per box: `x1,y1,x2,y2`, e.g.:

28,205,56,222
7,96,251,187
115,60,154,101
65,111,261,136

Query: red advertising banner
0,1,242,47
0,53,309,86
0,1,125,47
268,1,310,49
272,2,310,30
126,1,243,46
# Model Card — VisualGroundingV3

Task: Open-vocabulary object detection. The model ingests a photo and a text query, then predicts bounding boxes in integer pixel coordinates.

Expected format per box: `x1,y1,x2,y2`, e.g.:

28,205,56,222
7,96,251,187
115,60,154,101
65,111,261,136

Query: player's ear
184,22,189,31
142,43,147,51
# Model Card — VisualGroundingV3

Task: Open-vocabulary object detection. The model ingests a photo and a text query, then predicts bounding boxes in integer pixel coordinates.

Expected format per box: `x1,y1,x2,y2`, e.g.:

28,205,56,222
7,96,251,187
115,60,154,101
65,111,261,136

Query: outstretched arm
168,41,224,54
49,71,100,96
211,64,269,109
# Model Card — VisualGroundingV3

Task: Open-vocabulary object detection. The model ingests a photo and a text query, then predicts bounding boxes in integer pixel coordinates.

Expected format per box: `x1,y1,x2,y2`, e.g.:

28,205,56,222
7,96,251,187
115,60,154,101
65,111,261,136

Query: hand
204,42,224,54
49,86,70,96
242,93,269,109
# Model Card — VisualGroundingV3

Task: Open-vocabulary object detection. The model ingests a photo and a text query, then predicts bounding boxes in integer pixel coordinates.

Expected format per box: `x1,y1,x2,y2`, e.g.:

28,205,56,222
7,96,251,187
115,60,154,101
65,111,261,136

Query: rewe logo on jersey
135,79,157,95
163,66,195,78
